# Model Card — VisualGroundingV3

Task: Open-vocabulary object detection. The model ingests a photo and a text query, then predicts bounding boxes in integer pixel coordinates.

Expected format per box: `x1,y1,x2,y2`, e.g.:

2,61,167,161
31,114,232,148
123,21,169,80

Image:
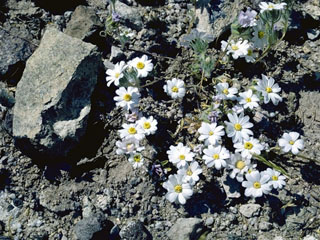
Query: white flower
114,87,140,111
167,143,195,168
202,145,230,170
263,168,286,189
128,152,144,169
118,123,145,140
177,161,202,185
227,153,255,182
106,61,127,87
252,20,269,50
242,170,272,198
221,39,250,59
225,112,254,143
234,137,264,159
259,2,287,13
215,82,238,100
137,116,158,135
198,122,225,145
244,44,257,63
255,75,282,105
128,55,153,78
163,78,186,99
163,174,193,204
278,132,304,155
116,137,144,155
238,89,259,110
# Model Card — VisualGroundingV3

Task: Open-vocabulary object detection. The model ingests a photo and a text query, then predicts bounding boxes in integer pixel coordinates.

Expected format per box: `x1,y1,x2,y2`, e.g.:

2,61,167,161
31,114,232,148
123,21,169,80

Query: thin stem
295,154,320,164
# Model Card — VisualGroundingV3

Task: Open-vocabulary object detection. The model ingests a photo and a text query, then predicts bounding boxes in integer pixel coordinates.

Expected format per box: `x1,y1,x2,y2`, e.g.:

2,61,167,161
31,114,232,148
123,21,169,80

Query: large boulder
13,26,102,158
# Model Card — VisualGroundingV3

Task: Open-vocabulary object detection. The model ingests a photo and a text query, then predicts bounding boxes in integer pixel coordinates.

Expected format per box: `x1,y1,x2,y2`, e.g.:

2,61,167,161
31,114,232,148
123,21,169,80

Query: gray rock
302,0,320,20
0,23,36,82
109,45,125,62
86,0,108,9
258,221,272,231
73,213,107,240
64,5,104,41
167,218,203,240
195,0,244,41
119,221,152,240
110,1,143,31
307,29,320,40
13,27,101,157
221,172,241,199
239,204,261,218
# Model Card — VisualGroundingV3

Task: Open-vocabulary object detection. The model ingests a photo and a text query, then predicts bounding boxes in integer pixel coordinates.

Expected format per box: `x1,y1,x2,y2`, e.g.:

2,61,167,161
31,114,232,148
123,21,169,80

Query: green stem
295,154,320,164
253,154,289,177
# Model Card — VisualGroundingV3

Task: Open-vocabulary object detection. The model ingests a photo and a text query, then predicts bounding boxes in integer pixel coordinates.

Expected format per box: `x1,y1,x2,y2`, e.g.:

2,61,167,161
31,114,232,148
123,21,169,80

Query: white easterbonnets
263,168,286,189
238,89,259,110
255,74,282,105
198,122,225,145
215,82,238,100
221,39,250,59
259,2,287,13
278,132,304,155
163,174,193,204
136,116,158,136
242,170,271,198
177,161,203,185
118,123,145,141
114,87,140,111
163,78,186,99
128,55,154,78
167,143,195,168
234,137,264,159
225,112,254,143
106,61,126,87
202,145,230,170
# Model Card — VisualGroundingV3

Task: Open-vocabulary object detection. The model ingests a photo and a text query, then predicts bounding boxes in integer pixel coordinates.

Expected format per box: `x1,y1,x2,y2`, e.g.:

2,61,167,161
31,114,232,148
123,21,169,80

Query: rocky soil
0,0,320,239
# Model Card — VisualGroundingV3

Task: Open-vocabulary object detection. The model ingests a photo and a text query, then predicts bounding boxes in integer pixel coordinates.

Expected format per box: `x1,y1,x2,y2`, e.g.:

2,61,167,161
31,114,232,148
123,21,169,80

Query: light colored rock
13,26,101,157
167,218,203,240
119,221,151,240
221,172,241,199
239,204,261,218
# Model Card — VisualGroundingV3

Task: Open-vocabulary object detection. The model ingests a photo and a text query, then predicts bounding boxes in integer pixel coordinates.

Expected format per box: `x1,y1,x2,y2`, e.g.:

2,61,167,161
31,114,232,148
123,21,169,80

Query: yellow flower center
248,168,253,173
209,131,214,136
289,140,294,145
179,155,185,160
126,143,134,151
133,155,141,162
272,175,278,181
244,142,253,150
174,184,182,193
143,122,151,129
123,94,132,101
234,123,242,131
266,87,272,93
187,169,193,176
258,31,265,39
268,4,274,9
247,49,253,56
128,127,137,134
223,88,229,94
115,72,120,78
171,86,179,92
236,160,245,170
253,181,261,189
231,45,239,51
136,62,145,69
246,97,252,102
213,154,219,160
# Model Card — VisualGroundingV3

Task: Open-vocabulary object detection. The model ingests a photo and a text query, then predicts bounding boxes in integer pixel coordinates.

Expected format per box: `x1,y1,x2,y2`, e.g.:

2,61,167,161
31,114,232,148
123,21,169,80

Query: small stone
119,221,152,240
167,218,203,240
221,172,241,199
258,221,272,231
205,217,214,226
239,204,261,218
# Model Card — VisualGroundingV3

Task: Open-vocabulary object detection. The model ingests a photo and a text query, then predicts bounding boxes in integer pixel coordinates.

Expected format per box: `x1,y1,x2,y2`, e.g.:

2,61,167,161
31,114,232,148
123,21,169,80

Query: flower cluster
223,1,288,63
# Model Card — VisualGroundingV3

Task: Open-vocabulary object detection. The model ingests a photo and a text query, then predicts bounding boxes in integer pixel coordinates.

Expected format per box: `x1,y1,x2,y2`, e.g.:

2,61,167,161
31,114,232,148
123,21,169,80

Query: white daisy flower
198,122,225,146
224,112,254,143
215,82,238,100
221,39,250,59
242,170,272,198
163,78,186,99
118,123,145,140
177,161,203,185
278,132,304,155
259,2,287,13
202,145,230,170
163,174,193,205
114,87,140,111
167,143,195,168
128,152,144,169
115,137,144,155
255,75,282,105
238,89,260,110
252,20,269,50
106,61,127,87
227,153,255,182
234,137,264,159
128,55,153,78
137,116,158,136
244,45,257,63
263,168,286,189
